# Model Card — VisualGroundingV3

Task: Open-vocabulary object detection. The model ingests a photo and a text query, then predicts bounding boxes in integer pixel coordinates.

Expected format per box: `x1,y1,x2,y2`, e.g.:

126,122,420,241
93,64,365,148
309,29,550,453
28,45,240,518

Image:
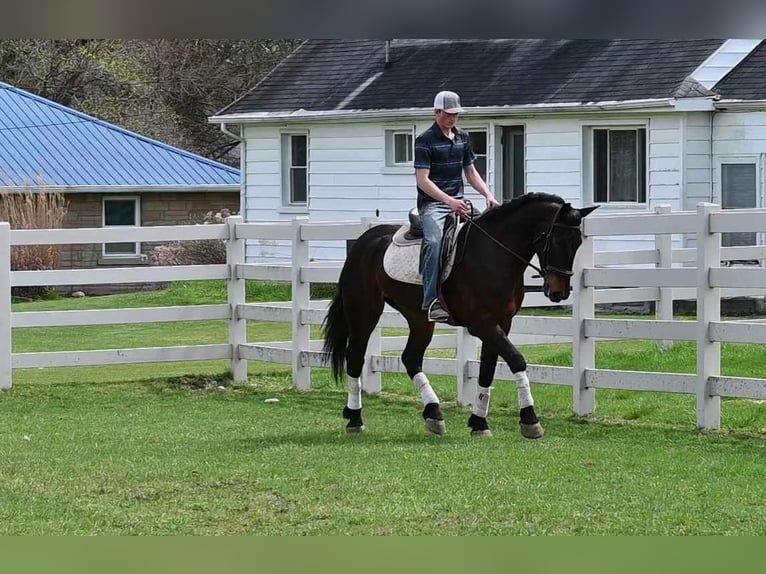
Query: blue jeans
419,201,453,310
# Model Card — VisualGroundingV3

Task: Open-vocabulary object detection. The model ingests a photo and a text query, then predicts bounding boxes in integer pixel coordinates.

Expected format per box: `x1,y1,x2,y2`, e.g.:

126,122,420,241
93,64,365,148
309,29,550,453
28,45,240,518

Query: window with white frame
102,196,140,257
281,132,308,205
720,161,758,248
466,130,487,180
385,129,413,166
592,127,647,204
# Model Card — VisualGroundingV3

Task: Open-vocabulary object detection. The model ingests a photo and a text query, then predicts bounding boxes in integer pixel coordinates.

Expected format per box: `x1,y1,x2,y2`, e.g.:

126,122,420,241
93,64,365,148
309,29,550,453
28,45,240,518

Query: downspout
220,123,246,219
709,110,715,202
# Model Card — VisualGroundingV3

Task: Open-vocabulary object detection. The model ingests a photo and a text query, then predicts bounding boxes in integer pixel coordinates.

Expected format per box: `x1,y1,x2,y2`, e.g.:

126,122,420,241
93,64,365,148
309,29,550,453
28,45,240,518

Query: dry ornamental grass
0,191,68,298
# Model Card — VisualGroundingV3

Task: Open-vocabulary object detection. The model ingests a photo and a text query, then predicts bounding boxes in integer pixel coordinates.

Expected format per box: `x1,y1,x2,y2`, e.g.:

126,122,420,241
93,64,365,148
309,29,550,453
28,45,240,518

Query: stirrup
427,299,450,322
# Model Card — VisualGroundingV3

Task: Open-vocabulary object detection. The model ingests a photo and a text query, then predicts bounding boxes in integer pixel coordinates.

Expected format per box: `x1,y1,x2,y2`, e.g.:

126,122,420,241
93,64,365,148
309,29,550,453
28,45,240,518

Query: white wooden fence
3,202,766,430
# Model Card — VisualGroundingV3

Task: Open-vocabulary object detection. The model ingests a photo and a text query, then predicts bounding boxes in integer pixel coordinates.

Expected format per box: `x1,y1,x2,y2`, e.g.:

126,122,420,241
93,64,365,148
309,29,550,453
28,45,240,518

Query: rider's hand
485,193,500,209
448,197,470,217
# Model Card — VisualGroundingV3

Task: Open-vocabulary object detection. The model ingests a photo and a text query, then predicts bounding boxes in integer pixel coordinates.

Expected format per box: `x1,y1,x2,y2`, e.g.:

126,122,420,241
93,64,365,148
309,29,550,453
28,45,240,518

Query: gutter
209,98,677,125
220,123,242,141
0,185,240,194
219,123,247,219
714,99,766,110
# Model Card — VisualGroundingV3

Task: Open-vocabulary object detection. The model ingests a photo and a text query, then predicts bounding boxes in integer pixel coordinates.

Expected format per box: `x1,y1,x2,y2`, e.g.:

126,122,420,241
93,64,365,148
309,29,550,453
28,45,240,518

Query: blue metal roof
0,81,239,188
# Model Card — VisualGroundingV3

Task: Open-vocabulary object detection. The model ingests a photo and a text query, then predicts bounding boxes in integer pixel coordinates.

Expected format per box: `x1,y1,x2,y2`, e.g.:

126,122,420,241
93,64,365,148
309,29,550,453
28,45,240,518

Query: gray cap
433,90,464,114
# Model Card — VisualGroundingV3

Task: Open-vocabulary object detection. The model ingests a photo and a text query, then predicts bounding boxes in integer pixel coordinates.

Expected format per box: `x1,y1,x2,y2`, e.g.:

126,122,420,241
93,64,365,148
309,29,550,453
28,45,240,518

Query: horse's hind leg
342,298,385,433
400,313,445,435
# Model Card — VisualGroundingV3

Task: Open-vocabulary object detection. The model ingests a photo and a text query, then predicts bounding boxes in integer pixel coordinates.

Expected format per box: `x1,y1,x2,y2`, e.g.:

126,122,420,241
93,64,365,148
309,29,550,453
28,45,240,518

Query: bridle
462,201,578,278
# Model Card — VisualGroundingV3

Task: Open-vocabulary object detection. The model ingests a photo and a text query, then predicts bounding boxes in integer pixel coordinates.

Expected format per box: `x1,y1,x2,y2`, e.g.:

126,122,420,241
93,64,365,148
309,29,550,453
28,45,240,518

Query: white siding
240,111,711,261
711,110,766,209
524,118,581,202
243,121,421,261
647,116,682,210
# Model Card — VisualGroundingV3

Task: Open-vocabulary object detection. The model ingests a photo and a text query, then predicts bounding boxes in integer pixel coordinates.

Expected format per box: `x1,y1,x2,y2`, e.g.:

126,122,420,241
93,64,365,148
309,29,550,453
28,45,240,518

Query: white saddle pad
383,224,458,285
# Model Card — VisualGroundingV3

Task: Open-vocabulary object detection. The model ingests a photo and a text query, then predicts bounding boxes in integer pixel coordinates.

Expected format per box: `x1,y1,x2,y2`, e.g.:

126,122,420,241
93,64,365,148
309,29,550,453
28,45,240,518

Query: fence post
572,231,595,416
655,204,674,352
696,203,721,430
456,327,478,407
226,216,247,382
292,216,311,390
0,223,10,389
360,216,382,395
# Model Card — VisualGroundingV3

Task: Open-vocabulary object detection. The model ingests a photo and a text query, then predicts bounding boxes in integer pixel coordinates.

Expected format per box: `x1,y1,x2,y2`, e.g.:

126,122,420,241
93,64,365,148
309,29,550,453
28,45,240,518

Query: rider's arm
464,164,499,208
416,169,468,214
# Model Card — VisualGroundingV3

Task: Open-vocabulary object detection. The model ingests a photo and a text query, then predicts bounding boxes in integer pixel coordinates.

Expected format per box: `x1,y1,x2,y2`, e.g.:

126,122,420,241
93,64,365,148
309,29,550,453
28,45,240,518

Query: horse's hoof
520,422,544,439
425,418,446,435
343,407,365,433
467,413,491,437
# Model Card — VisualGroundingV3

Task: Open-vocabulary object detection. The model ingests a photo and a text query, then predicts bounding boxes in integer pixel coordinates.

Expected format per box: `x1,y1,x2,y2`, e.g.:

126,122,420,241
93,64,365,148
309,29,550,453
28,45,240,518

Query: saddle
383,206,472,286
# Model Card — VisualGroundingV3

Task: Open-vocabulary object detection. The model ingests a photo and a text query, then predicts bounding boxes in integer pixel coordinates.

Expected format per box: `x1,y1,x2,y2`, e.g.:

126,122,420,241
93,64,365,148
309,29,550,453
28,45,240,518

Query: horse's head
535,202,599,303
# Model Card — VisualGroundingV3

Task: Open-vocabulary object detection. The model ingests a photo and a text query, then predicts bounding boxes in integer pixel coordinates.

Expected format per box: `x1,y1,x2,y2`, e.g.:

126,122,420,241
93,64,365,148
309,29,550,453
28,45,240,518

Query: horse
321,192,598,438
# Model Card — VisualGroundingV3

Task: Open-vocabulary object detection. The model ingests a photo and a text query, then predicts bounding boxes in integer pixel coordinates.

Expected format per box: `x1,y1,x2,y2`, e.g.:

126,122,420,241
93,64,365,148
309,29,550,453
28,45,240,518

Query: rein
461,201,575,277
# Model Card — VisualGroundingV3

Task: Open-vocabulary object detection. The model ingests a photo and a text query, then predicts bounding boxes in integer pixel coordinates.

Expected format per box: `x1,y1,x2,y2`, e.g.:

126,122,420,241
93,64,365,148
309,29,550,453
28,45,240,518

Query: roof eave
714,99,766,110
0,184,240,193
210,98,676,125
671,97,716,111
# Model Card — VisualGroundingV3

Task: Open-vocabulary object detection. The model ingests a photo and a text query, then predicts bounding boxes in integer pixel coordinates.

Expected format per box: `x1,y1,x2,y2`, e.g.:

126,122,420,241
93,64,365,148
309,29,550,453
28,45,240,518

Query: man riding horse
415,90,499,323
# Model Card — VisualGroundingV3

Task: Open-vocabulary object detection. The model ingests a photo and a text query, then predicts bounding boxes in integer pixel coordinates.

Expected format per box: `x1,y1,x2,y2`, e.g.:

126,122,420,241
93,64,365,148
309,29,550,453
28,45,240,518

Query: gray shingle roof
0,81,239,188
713,40,766,100
218,39,724,116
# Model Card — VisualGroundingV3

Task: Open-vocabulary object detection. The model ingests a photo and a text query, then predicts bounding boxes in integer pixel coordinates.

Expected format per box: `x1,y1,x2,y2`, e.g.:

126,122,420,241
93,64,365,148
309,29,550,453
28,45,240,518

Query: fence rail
3,202,766,430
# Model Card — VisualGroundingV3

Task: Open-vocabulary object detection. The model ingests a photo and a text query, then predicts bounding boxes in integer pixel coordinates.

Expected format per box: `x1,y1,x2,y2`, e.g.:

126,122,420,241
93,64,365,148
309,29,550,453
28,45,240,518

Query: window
592,127,646,203
385,129,413,166
281,133,308,205
102,196,140,257
467,130,487,180
721,162,757,247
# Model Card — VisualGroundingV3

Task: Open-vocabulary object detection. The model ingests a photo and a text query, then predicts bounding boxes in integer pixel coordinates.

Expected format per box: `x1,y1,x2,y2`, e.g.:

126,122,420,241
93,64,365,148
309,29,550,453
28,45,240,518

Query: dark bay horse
322,192,597,438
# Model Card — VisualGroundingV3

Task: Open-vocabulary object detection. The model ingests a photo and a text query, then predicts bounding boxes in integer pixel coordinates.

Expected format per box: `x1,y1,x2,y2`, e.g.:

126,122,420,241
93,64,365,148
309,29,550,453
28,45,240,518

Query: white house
210,39,766,262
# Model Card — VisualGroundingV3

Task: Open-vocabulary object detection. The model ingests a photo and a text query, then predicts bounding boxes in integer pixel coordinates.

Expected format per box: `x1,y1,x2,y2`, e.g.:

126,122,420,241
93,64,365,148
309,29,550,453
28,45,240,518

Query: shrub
0,192,68,300
150,208,232,267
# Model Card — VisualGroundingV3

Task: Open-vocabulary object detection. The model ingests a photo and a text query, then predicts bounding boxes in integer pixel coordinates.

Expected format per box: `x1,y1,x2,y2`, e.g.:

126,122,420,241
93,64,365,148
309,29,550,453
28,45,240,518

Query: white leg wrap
413,372,439,405
515,370,534,409
347,376,362,410
472,385,492,418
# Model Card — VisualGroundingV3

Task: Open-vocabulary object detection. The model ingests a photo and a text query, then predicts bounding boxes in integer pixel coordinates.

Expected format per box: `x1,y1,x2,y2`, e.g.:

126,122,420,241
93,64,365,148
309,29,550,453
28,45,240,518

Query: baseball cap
433,90,464,114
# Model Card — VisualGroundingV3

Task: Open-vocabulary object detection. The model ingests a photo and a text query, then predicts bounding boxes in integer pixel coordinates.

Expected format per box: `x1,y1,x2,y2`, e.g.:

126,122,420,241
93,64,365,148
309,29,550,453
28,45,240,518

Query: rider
414,90,499,322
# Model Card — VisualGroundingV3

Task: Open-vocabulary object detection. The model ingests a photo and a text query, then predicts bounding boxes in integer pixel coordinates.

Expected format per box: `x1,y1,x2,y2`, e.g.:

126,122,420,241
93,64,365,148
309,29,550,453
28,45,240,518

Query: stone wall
55,191,239,295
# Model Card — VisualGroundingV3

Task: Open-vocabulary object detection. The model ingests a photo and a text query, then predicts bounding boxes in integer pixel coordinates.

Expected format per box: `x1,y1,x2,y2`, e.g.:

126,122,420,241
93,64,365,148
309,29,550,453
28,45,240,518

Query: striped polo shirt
414,122,476,209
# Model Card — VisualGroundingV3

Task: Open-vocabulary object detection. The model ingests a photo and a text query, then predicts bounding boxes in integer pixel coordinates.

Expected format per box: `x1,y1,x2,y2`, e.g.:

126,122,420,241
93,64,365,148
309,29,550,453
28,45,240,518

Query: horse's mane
474,192,564,225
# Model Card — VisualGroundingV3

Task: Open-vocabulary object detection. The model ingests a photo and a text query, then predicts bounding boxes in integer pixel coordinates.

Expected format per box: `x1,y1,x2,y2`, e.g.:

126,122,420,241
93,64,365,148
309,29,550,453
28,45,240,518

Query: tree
0,39,302,165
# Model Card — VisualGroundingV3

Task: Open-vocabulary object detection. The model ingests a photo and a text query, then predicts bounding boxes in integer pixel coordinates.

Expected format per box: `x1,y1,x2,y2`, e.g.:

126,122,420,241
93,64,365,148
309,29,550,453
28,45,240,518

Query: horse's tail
321,287,347,383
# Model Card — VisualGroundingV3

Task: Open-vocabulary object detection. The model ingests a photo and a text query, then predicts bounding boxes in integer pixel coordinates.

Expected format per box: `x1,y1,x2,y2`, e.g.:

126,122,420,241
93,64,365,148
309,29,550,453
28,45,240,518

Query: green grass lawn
3,280,766,535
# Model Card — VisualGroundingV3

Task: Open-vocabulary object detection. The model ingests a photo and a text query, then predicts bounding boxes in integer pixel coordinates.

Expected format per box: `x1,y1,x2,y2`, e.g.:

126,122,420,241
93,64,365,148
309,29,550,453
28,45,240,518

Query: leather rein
461,201,577,278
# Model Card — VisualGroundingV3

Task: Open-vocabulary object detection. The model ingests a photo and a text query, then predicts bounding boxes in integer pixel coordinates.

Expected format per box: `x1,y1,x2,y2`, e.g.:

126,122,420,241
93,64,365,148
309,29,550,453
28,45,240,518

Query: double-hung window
385,128,414,167
592,127,647,204
719,160,759,248
281,132,308,206
466,130,487,180
102,196,140,257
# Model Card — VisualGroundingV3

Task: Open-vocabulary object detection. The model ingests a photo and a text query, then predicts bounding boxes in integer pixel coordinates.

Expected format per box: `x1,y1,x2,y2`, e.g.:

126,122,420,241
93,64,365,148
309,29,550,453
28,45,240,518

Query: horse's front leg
401,314,445,435
467,341,499,437
467,322,544,439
